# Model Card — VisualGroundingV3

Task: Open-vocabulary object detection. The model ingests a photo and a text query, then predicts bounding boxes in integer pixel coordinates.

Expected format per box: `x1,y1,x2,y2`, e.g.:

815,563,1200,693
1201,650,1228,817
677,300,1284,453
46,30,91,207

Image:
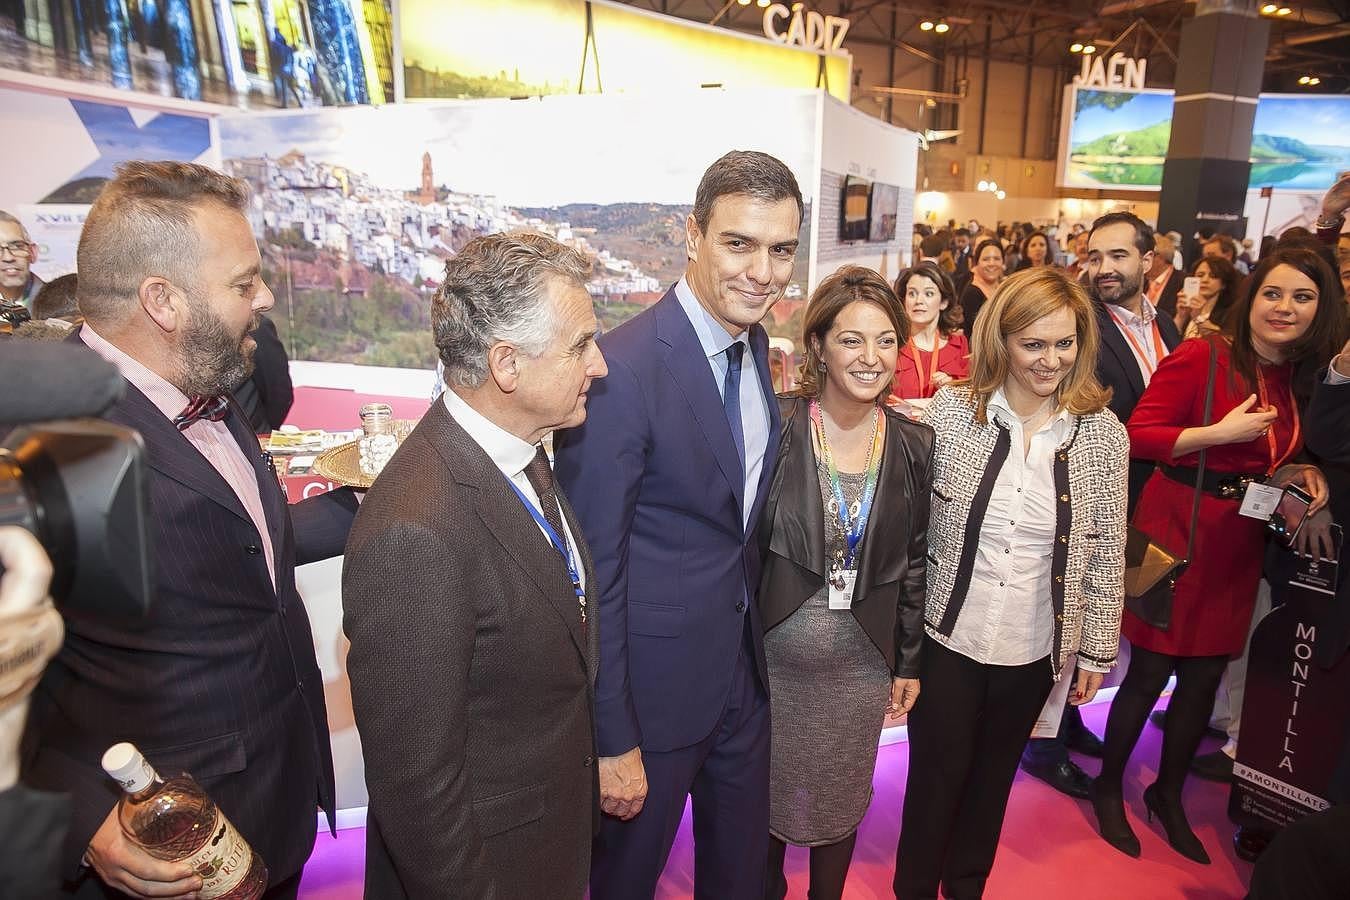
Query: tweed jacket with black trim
920,385,1129,678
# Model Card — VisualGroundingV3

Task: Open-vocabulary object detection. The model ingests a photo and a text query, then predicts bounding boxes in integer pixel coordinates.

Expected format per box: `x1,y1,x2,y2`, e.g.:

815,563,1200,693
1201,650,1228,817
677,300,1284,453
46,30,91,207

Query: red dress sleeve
1126,338,1215,463
893,351,921,400
941,333,971,380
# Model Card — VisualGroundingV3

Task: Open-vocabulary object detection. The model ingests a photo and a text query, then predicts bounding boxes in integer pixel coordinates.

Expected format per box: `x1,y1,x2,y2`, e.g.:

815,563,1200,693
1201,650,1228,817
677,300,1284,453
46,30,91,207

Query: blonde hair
963,267,1111,423
796,265,907,398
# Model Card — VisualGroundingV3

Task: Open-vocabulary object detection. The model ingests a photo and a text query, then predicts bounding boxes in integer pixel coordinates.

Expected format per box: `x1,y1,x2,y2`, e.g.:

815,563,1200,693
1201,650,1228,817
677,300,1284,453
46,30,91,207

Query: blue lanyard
503,476,584,601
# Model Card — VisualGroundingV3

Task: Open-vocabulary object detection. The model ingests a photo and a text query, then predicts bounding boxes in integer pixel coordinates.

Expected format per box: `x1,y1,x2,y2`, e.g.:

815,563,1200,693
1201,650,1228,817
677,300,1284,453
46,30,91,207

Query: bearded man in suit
22,161,359,899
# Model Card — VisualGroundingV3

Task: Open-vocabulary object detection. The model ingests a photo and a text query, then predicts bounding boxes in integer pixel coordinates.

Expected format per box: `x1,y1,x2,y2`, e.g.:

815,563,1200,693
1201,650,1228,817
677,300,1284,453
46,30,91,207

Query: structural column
1157,0,1269,247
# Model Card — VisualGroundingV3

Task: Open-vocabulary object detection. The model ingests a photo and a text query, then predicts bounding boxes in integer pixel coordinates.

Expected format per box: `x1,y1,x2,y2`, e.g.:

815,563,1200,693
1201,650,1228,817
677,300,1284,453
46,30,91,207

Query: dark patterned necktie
173,395,231,431
523,446,566,543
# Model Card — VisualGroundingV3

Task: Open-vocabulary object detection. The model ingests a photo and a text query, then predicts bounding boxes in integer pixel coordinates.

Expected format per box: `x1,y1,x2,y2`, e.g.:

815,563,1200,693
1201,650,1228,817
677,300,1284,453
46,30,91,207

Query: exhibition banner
1230,581,1350,831
1,0,393,107
400,0,850,103
0,86,217,280
217,90,820,368
1058,88,1350,192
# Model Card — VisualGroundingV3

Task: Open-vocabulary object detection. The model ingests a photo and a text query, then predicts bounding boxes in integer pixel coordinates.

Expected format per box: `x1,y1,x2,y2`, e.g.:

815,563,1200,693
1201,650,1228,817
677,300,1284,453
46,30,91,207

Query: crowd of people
2,154,1349,900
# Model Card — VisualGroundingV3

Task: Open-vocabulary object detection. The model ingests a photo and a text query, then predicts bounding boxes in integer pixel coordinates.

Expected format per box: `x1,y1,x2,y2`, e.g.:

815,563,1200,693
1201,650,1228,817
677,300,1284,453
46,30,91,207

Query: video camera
0,342,152,618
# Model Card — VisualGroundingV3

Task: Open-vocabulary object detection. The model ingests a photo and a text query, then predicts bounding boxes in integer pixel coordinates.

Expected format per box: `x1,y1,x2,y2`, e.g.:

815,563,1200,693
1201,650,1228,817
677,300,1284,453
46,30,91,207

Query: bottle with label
101,742,268,900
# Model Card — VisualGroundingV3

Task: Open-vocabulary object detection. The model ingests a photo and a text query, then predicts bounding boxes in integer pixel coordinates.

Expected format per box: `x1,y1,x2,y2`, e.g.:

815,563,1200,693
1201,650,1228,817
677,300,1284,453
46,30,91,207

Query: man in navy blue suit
554,150,802,899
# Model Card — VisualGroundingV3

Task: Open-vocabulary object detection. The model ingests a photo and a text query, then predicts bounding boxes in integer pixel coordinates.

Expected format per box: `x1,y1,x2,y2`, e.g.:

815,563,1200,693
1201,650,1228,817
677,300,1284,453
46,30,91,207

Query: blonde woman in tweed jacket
894,267,1128,900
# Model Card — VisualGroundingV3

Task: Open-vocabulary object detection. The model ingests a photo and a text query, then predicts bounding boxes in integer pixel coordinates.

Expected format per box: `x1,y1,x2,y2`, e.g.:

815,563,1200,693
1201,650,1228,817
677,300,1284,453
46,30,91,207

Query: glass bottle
102,743,268,900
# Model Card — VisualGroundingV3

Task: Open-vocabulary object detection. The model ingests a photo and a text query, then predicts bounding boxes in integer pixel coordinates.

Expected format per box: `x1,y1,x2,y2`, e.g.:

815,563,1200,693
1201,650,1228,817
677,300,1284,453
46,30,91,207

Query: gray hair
77,162,248,323
0,210,30,241
691,151,803,233
432,231,591,388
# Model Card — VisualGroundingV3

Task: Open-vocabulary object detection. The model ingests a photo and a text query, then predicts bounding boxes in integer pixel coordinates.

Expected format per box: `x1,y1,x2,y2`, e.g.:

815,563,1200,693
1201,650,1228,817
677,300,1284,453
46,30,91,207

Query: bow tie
173,395,231,431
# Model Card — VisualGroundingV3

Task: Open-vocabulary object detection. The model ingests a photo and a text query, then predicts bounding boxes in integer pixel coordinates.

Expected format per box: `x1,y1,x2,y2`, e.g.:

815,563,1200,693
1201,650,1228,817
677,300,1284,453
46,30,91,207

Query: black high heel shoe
1143,783,1210,864
1089,780,1140,858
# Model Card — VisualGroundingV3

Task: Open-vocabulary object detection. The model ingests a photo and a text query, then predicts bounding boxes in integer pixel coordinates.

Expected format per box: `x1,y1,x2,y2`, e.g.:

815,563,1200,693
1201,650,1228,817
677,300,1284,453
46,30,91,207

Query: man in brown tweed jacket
343,232,607,899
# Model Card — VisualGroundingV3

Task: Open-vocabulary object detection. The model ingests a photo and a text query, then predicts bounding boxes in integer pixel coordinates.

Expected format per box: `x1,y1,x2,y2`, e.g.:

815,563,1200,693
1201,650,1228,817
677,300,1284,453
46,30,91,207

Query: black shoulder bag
1122,341,1217,630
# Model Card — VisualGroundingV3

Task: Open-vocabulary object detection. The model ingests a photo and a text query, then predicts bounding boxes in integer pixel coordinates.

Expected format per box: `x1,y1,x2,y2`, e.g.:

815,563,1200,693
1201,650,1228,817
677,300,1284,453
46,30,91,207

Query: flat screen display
840,174,872,242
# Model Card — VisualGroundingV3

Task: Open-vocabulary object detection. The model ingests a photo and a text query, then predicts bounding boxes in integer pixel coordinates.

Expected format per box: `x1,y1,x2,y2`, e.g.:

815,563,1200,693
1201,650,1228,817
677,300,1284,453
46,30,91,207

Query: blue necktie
723,341,745,472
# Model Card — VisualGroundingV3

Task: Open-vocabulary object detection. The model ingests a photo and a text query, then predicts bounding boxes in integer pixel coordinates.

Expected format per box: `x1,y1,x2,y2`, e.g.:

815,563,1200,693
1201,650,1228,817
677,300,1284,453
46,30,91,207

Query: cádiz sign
763,4,850,53
1073,52,1147,91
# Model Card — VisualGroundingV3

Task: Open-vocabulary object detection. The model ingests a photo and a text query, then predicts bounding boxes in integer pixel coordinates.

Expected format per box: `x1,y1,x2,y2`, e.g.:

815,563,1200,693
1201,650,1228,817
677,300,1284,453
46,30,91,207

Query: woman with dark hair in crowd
758,266,932,900
959,238,1005,333
895,267,1128,900
892,263,970,407
1093,246,1346,864
1015,231,1055,271
1174,255,1241,339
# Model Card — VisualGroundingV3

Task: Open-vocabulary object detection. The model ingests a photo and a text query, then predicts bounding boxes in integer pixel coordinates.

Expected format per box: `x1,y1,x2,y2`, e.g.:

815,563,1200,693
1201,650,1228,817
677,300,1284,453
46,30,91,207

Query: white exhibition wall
813,94,919,285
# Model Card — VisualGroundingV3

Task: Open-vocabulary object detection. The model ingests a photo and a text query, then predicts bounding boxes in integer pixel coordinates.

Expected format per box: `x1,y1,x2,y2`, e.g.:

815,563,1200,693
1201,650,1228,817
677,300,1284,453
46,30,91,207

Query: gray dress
764,459,893,846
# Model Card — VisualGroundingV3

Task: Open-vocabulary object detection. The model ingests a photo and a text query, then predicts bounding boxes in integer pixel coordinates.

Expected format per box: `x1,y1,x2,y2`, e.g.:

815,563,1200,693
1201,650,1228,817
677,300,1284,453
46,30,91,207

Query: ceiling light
989,181,998,191
978,180,989,191
920,20,935,30
1070,42,1084,52
1276,6,1291,14
737,0,751,5
1260,2,1278,11
925,97,937,108
1083,44,1097,53
935,20,950,33
996,190,1006,200
1299,75,1311,84
1309,76,1321,85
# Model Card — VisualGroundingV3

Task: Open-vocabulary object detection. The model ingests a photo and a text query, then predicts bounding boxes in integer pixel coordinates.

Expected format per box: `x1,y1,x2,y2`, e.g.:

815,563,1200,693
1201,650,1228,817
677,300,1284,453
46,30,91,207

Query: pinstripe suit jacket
343,400,598,900
21,377,353,894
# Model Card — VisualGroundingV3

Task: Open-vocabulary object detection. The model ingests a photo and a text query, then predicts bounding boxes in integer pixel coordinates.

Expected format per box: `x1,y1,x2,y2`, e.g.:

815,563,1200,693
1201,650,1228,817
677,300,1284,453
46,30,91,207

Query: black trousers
895,641,1054,900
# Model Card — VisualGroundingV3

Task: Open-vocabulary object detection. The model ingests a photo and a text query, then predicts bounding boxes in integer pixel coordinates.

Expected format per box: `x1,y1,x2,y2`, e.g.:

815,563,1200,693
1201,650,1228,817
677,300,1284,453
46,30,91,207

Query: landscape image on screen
1064,89,1350,192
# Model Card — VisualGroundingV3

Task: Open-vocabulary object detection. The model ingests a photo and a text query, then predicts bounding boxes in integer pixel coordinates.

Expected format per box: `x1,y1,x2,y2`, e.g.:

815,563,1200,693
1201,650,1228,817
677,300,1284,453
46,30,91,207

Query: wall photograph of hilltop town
220,92,818,369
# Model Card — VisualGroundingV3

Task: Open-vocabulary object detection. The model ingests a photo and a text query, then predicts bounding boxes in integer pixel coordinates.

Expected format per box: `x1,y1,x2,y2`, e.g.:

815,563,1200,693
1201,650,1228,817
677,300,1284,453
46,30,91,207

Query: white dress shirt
1106,296,1167,386
947,389,1080,669
441,388,585,592
674,276,769,529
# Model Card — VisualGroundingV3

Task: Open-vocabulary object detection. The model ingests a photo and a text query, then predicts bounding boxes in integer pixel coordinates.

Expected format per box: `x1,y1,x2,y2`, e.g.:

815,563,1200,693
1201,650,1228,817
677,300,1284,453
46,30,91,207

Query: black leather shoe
1065,725,1105,758
1190,750,1234,783
1233,826,1273,862
1020,757,1093,799
1148,709,1227,741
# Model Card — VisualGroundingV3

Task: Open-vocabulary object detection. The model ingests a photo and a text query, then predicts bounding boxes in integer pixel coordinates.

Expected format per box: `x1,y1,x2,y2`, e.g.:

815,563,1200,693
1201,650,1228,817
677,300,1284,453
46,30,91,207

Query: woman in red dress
1093,247,1346,864
891,263,970,406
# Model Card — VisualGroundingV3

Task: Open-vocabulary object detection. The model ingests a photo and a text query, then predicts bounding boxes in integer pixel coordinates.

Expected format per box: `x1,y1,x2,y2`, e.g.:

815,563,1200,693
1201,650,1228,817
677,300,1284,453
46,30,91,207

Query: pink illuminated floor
297,699,1251,900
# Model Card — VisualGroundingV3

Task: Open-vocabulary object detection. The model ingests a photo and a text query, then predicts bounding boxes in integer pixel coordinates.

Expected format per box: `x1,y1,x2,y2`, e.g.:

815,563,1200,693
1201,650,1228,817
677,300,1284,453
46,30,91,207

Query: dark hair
971,238,1004,272
1279,226,1314,242
1189,256,1240,331
1019,231,1055,266
920,231,949,258
1276,232,1338,274
32,272,80,320
691,150,803,233
895,263,959,335
955,227,971,238
1088,212,1154,257
1203,234,1238,261
1226,246,1348,397
1259,235,1278,261
797,265,907,398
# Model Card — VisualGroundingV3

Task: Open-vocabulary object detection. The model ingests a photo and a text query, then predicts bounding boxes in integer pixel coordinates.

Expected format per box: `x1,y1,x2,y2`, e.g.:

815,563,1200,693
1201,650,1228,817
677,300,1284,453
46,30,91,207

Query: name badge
1238,482,1283,520
828,570,857,610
